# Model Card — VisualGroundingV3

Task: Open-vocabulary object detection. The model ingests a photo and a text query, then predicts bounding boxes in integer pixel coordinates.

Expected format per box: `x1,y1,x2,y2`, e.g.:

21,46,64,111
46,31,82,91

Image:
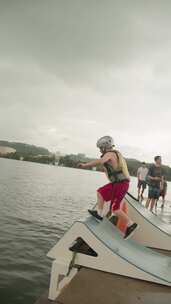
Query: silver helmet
96,136,114,150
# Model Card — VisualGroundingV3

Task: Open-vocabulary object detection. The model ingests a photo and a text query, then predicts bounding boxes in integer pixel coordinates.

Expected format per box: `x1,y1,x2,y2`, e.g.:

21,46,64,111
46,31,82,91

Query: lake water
0,158,171,304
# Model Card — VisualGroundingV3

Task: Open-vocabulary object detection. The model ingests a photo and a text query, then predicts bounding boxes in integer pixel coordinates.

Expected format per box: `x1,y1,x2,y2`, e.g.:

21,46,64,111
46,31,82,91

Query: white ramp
125,193,171,250
47,217,171,300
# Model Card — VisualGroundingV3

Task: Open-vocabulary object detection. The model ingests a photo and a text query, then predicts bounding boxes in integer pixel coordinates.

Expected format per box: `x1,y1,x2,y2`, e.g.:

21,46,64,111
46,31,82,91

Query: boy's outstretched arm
79,159,101,169
79,152,112,169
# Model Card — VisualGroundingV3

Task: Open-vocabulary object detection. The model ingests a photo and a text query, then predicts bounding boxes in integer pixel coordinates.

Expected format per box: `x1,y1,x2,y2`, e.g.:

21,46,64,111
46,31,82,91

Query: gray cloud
0,1,171,163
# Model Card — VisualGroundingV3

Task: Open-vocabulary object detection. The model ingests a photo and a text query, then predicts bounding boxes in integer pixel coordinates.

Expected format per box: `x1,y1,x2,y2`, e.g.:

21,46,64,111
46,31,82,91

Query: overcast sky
1,1,171,163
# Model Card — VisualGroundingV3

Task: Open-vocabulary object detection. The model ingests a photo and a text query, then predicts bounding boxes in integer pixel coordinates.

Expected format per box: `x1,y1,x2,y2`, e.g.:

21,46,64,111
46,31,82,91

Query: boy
79,136,138,239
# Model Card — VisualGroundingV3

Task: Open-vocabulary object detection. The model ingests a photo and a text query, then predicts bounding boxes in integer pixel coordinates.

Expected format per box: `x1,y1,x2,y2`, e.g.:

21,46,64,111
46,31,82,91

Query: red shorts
97,181,129,212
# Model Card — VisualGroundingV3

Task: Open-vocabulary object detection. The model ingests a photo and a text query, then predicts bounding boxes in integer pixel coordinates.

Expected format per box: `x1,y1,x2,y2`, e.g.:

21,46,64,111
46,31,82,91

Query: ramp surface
126,193,171,235
124,193,171,250
83,217,171,285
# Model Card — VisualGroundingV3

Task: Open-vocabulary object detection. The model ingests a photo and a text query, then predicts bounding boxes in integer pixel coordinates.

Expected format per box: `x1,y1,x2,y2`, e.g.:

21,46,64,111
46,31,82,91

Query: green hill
0,140,50,156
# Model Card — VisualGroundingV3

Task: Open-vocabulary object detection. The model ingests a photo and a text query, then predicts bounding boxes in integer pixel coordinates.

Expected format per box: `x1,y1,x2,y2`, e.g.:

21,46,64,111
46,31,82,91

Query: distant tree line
1,140,171,181
1,152,56,165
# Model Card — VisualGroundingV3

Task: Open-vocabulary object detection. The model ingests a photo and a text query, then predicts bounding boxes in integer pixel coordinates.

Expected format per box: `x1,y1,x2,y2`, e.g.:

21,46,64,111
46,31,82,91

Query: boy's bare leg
110,203,139,239
88,192,104,219
137,187,140,199
141,187,145,198
114,209,130,226
139,191,143,203
145,198,151,209
150,198,156,212
109,197,139,239
161,196,165,208
97,192,105,216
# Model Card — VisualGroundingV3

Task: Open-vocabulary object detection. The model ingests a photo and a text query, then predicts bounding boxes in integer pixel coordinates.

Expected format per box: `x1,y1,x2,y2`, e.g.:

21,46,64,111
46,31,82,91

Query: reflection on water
0,158,170,304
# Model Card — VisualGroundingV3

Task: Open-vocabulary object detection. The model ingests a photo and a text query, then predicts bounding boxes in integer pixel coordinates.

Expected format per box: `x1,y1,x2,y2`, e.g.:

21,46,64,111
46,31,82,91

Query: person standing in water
137,162,148,201
79,136,138,240
145,156,165,213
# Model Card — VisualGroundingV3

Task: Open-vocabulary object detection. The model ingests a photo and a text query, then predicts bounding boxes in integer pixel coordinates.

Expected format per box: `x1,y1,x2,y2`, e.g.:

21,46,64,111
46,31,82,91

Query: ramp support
48,256,78,300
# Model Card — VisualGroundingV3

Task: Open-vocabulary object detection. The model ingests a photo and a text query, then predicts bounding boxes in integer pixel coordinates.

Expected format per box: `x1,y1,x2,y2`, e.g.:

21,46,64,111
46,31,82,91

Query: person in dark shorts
137,162,148,201
145,156,165,213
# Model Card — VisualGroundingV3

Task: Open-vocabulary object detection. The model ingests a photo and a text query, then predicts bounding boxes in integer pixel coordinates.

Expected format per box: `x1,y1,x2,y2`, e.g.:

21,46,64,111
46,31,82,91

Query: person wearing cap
79,136,139,240
137,162,148,201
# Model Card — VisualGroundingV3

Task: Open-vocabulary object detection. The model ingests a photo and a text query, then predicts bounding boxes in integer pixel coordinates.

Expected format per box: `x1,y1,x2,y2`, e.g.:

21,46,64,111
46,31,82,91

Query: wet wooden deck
35,268,171,304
